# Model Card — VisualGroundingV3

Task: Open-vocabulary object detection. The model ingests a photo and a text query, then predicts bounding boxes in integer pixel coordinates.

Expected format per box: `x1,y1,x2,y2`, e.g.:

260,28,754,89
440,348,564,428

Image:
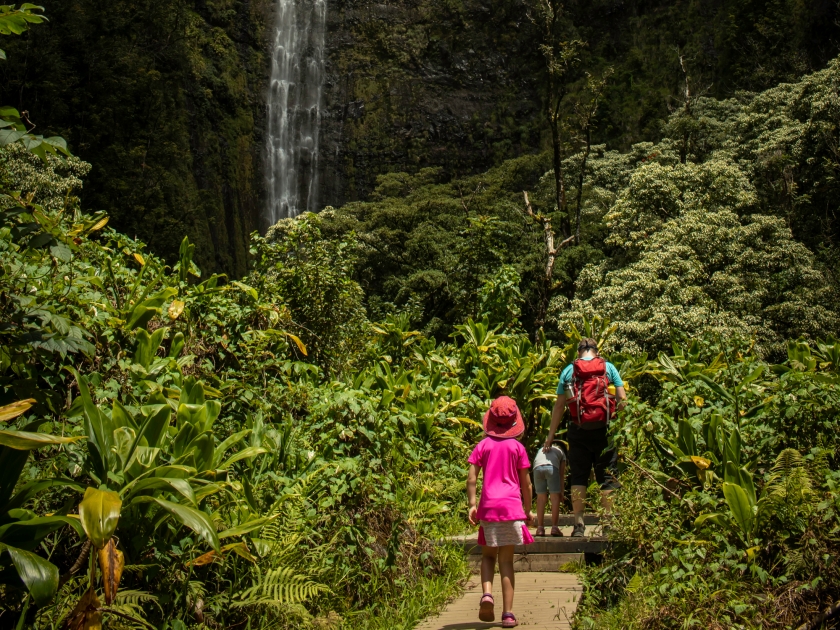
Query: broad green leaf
218,446,268,470
79,487,122,548
0,544,58,606
695,374,734,402
218,516,278,540
146,498,219,552
212,429,250,468
693,512,731,530
122,477,196,505
677,418,697,457
723,482,754,540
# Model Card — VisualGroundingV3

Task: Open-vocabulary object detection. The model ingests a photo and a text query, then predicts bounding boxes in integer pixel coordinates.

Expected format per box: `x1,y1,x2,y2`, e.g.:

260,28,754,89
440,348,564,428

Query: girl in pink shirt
467,396,534,627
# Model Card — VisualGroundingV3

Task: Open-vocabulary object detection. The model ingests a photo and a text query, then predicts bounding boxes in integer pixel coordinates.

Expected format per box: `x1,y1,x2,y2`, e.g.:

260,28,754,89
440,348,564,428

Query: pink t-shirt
468,437,530,522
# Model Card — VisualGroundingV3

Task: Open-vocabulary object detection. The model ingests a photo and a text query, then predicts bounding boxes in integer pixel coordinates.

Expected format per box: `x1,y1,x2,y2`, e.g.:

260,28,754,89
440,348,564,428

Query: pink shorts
478,520,534,547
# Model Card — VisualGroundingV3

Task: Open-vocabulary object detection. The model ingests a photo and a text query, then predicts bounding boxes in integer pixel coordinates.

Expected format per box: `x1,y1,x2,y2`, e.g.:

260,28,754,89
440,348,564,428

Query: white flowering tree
550,151,836,355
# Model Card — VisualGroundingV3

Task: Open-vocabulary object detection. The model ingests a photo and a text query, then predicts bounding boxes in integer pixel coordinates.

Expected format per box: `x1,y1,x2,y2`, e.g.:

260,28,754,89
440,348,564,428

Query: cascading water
265,0,326,224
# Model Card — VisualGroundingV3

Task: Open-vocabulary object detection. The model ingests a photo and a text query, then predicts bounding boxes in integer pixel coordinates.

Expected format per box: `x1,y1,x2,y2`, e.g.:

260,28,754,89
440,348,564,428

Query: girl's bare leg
536,493,548,527
481,546,497,594
498,545,516,613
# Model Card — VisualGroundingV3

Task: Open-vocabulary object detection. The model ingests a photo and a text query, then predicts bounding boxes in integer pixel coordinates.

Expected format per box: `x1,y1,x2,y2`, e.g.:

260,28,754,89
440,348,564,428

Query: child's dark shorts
567,424,620,490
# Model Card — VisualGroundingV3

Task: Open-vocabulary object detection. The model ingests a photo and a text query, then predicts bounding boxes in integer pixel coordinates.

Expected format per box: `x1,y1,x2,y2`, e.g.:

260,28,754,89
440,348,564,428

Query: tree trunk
550,117,570,239
574,127,591,245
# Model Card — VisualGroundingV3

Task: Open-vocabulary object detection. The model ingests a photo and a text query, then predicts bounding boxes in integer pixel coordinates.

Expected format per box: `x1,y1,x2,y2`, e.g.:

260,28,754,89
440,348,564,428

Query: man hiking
543,338,627,537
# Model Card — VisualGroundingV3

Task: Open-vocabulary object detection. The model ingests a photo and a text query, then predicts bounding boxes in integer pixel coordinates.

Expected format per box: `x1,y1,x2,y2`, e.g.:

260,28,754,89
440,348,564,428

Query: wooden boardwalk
415,572,581,630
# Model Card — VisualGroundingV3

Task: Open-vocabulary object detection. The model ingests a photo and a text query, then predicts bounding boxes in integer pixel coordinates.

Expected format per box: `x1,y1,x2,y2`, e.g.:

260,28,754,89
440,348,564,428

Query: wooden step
467,552,583,573
447,524,608,555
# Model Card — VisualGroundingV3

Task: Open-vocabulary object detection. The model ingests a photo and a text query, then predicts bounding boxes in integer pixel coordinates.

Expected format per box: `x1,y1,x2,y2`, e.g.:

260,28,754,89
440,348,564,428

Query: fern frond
232,567,328,608
114,589,159,607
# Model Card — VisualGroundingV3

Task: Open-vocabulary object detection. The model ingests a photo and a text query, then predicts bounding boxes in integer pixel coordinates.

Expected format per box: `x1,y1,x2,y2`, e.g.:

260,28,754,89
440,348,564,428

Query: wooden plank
415,572,581,630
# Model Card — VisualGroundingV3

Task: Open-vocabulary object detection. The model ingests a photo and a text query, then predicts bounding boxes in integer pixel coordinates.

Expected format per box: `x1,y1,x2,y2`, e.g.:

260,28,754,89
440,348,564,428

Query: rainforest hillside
1,0,839,274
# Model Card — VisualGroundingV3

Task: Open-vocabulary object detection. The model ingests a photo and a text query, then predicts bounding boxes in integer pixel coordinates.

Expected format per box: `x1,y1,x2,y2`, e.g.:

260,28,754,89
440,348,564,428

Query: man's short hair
577,337,599,354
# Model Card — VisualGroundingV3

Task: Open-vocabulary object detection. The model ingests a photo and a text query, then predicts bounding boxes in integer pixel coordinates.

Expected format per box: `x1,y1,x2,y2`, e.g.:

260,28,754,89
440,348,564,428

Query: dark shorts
567,424,619,490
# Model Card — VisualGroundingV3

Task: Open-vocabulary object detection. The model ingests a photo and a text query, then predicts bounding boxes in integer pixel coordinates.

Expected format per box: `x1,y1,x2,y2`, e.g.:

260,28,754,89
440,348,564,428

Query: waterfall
265,0,326,224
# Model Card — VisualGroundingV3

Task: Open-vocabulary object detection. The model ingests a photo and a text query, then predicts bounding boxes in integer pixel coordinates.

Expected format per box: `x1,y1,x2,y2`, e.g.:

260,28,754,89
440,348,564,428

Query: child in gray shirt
532,443,566,536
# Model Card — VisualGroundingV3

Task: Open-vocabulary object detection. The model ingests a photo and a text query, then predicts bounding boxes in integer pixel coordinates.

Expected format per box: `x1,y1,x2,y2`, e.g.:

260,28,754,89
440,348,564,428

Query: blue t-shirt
556,356,623,396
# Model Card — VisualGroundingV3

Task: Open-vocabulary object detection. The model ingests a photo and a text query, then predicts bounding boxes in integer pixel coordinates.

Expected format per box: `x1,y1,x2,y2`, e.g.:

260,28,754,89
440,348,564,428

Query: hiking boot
571,523,586,537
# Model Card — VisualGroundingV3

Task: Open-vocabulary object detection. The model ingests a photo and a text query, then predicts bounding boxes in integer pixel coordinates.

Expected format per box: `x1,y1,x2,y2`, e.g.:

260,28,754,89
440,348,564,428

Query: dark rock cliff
317,0,545,207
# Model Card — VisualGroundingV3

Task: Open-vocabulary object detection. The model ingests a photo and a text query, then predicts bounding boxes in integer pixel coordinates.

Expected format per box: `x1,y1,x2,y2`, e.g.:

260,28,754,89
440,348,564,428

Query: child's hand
468,506,479,526
526,511,536,526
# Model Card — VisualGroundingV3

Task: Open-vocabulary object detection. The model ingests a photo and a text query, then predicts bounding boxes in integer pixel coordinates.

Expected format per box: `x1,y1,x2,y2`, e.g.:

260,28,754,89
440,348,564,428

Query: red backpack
567,357,615,425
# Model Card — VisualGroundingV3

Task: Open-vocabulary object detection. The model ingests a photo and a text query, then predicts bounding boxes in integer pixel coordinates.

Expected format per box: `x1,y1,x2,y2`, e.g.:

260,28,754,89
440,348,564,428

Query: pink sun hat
483,396,524,439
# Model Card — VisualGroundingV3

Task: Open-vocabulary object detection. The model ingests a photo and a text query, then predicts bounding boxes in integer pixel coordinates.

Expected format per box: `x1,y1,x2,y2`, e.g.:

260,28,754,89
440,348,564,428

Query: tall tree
527,0,583,238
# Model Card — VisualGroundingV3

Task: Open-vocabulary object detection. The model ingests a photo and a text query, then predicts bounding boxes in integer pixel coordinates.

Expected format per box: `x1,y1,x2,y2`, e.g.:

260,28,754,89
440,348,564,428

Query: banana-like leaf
212,429,251,468
722,482,754,540
0,399,36,423
190,434,215,472
695,374,734,402
122,477,197,505
141,498,219,552
79,488,122,549
693,512,731,530
0,429,85,450
724,463,756,506
133,404,171,452
110,400,137,432
677,418,697,457
0,543,59,606
218,447,268,470
218,516,278,540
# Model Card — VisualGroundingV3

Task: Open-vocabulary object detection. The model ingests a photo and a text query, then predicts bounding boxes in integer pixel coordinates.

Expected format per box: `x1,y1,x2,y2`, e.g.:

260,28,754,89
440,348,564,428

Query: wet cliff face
0,0,273,277
318,0,545,206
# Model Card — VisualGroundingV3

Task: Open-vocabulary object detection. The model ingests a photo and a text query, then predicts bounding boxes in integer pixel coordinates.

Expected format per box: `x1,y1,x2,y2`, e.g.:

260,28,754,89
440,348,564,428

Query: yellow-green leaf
690,456,711,470
79,488,122,549
285,332,308,356
0,399,36,422
168,300,185,320
0,429,86,451
89,217,109,232
133,252,145,266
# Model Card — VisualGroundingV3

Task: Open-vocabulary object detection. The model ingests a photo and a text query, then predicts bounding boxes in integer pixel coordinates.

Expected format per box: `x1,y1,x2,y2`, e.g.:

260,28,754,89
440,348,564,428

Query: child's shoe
535,526,546,536
502,612,518,627
550,525,563,537
479,593,494,622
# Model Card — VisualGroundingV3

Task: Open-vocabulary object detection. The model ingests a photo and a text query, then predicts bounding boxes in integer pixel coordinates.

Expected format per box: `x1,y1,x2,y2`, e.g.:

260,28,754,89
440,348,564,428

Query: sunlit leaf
79,488,122,549
0,399,36,422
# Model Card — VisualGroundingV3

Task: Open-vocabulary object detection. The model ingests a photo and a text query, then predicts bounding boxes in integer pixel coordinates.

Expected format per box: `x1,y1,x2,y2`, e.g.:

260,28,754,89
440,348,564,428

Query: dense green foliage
575,334,840,629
